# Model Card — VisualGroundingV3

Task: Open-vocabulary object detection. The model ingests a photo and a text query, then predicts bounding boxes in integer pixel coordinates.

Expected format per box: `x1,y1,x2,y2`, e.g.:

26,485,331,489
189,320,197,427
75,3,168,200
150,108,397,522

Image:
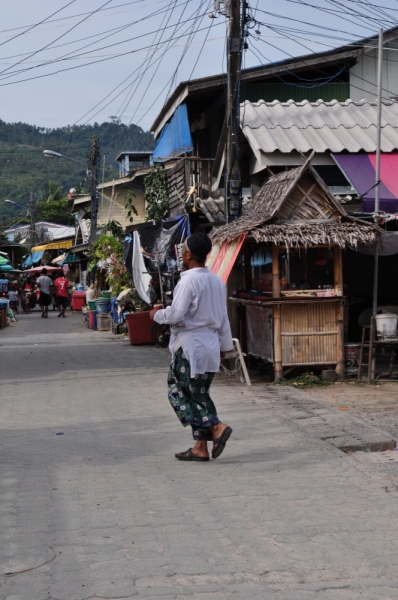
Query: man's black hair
42,268,47,275
186,233,212,263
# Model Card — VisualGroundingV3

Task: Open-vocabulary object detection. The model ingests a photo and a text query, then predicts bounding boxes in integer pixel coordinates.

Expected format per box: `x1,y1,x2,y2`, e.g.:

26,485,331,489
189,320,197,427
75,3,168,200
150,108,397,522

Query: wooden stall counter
230,296,345,379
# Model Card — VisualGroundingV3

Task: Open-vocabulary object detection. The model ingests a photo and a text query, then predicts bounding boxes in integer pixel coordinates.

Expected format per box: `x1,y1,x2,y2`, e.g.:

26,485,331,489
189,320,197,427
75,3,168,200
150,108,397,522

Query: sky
0,0,397,133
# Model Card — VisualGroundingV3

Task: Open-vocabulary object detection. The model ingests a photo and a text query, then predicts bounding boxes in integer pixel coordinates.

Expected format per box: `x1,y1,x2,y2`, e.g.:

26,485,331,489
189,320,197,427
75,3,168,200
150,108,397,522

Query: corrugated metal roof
240,99,398,153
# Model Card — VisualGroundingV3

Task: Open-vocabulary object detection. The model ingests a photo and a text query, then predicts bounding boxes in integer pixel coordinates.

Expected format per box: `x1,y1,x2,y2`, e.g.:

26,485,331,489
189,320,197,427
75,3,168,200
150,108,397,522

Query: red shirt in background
54,277,69,298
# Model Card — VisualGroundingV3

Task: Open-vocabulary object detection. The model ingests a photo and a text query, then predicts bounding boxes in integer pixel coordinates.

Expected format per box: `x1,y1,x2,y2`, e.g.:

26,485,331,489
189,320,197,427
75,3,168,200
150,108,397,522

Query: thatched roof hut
211,157,381,248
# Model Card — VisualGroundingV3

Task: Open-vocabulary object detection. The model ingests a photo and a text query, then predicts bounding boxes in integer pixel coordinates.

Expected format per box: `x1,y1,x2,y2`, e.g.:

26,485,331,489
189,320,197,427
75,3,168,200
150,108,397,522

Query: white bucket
376,314,398,338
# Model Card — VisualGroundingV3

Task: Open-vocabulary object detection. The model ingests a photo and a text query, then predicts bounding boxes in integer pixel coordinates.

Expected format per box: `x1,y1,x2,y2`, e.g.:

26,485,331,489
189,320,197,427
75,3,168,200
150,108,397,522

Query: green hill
0,120,155,223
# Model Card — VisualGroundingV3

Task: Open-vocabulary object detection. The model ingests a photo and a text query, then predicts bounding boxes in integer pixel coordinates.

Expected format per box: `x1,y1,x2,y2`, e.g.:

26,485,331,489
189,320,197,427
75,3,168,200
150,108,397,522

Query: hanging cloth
132,230,152,304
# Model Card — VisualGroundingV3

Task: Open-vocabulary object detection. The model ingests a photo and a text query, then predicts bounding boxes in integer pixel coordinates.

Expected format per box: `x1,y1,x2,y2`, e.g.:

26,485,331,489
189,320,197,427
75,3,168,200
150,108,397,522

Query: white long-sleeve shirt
154,267,233,376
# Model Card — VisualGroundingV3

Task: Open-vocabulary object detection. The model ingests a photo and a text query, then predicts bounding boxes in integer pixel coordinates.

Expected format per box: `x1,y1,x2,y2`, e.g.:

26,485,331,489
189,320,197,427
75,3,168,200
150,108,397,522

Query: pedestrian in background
36,268,53,318
7,285,19,314
150,232,233,462
54,272,69,317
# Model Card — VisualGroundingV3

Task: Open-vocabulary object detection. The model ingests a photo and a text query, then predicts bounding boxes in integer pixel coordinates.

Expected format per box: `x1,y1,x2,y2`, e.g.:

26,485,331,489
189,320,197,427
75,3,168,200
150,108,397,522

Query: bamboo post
272,245,280,298
336,302,345,378
333,246,343,296
273,305,283,380
334,247,345,378
272,245,283,379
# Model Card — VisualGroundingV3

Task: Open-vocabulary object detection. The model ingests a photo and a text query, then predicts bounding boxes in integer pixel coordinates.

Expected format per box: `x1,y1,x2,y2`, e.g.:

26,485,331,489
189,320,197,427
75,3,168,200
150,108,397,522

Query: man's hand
220,349,234,360
149,309,157,320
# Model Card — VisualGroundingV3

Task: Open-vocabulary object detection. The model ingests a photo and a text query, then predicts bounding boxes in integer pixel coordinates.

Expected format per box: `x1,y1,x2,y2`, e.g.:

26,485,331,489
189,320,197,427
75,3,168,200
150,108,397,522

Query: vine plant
143,164,169,221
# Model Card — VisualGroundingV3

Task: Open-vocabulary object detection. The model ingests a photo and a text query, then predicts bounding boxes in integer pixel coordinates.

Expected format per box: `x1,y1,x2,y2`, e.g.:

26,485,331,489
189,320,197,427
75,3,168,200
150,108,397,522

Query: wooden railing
164,158,215,216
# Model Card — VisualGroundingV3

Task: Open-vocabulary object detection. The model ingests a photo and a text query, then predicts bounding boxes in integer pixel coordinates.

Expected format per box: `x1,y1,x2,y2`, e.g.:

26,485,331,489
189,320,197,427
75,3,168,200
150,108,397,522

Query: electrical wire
0,0,77,49
188,12,214,79
0,0,170,41
76,0,215,125
0,0,203,82
252,24,398,100
0,0,115,78
0,0,171,62
164,0,211,101
0,0,192,79
122,0,187,125
0,19,224,88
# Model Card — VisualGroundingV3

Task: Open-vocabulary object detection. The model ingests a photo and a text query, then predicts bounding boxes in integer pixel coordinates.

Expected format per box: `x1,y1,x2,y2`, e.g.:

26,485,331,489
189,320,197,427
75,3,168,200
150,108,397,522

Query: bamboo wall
280,301,339,366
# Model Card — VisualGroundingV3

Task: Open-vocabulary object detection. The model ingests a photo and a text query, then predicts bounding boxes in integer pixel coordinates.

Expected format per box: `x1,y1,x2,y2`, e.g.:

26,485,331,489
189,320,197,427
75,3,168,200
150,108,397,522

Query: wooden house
210,158,381,379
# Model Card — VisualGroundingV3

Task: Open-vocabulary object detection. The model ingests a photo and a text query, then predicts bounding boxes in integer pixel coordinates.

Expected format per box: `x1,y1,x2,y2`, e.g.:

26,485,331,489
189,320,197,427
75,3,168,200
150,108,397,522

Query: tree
35,198,75,225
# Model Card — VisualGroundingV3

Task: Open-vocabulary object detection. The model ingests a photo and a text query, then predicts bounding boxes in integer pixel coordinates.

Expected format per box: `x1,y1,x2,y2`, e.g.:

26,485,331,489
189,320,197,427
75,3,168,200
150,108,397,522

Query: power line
0,0,199,82
0,0,115,78
0,0,170,62
75,0,214,124
0,0,77,49
0,0,168,36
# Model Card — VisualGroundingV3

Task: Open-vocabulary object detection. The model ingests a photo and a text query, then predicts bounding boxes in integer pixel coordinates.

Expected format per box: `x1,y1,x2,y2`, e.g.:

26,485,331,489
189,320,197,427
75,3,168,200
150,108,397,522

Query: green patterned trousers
167,347,220,441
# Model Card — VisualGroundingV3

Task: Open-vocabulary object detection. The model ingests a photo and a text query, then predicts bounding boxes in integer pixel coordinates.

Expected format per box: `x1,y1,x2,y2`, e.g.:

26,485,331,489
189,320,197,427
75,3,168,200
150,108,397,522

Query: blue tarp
152,104,193,163
22,250,44,268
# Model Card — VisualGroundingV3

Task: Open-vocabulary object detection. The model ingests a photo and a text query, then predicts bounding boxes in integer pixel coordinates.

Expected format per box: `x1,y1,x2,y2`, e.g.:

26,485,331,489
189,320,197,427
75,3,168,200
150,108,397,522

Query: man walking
54,272,69,317
150,232,233,462
36,268,53,318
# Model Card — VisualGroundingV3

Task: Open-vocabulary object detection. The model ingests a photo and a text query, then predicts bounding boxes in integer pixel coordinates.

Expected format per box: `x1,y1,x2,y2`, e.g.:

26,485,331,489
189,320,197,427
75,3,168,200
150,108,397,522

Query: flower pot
126,311,154,345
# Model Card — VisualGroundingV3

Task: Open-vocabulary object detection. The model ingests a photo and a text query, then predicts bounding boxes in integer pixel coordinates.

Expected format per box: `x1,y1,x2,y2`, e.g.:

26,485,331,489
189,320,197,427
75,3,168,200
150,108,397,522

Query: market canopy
22,250,44,268
152,103,193,163
31,239,73,252
24,265,62,274
51,253,67,264
333,152,398,212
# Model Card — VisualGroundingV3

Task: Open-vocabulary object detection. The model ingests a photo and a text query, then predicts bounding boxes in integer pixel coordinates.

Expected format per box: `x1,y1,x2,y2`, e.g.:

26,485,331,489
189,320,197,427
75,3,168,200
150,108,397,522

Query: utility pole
225,0,243,223
29,192,35,249
372,28,383,319
370,28,383,380
89,136,100,233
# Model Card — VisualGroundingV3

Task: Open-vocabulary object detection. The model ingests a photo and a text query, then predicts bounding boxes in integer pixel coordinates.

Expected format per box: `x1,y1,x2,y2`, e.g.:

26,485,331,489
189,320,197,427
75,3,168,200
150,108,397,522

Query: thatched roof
211,157,381,248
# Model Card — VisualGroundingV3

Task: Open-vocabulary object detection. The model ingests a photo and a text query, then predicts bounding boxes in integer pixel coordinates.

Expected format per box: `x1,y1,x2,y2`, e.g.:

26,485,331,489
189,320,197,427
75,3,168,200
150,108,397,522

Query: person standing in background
54,272,70,318
36,268,53,318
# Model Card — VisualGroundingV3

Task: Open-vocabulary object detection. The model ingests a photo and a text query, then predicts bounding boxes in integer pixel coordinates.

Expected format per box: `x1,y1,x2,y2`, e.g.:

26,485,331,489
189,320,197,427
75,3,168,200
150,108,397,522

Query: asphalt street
2,310,398,599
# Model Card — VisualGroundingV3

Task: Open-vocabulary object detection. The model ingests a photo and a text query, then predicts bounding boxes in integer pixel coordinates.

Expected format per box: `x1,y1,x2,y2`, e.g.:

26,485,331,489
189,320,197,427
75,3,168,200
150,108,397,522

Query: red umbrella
24,266,63,274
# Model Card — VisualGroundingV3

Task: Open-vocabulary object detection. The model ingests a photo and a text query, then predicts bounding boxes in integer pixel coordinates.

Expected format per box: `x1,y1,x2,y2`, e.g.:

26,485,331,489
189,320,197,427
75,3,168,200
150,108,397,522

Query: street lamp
43,146,99,232
43,149,87,168
4,199,29,215
5,196,36,248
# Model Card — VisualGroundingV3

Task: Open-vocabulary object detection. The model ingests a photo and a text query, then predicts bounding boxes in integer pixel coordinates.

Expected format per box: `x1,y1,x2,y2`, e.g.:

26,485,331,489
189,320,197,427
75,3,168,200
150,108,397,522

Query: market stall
209,158,381,380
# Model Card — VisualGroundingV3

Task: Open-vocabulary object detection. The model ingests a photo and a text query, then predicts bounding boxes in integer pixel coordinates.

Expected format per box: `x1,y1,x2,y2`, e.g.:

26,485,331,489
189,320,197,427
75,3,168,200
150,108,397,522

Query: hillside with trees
0,119,155,225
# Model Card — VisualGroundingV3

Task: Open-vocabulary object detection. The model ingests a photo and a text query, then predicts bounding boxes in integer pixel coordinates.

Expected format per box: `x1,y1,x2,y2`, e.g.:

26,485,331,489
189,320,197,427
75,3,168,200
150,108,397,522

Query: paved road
2,310,398,599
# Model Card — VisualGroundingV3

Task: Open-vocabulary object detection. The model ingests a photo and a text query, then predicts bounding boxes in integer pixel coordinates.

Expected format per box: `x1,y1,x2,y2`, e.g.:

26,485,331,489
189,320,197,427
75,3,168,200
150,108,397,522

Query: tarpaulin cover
333,152,398,212
206,235,246,283
138,214,190,266
22,250,44,268
124,215,191,275
152,103,193,162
